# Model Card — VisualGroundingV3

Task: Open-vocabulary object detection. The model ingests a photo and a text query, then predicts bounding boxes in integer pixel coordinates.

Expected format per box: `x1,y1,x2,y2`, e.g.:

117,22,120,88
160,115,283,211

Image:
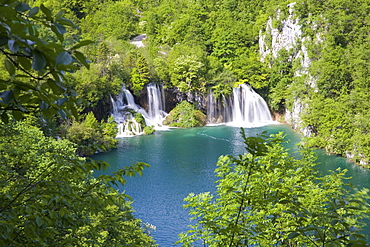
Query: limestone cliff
259,2,320,136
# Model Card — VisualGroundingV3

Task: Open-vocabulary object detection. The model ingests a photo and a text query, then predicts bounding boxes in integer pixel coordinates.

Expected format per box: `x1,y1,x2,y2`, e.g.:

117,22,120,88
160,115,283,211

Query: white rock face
130,34,147,48
284,99,302,130
259,3,316,135
259,3,311,70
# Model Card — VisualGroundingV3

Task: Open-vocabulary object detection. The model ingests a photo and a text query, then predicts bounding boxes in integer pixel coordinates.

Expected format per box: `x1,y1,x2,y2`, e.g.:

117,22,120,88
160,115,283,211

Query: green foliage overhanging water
93,124,370,246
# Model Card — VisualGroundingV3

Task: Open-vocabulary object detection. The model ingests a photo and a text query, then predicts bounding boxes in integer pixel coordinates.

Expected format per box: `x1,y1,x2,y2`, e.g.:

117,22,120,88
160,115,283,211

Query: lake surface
92,124,370,246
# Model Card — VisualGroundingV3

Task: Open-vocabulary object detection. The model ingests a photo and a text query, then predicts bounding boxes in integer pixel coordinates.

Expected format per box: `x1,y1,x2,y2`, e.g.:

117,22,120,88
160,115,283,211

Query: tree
179,130,369,246
0,2,156,246
267,49,294,112
80,0,139,41
0,0,92,122
65,63,121,107
65,112,118,156
163,101,206,127
0,119,155,246
170,55,205,92
130,55,150,95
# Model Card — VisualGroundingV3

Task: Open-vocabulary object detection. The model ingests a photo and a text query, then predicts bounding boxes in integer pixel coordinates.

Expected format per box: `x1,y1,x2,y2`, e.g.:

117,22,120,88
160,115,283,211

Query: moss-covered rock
134,112,155,135
163,101,206,128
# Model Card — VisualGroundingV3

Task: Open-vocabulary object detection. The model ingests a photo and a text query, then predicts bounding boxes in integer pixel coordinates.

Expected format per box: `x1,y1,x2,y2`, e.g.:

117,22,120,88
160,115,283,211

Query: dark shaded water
93,124,370,246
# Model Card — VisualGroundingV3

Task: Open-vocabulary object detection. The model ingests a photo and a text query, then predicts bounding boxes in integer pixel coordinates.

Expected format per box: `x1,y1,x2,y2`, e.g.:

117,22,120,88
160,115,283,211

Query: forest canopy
9,0,368,169
16,0,369,167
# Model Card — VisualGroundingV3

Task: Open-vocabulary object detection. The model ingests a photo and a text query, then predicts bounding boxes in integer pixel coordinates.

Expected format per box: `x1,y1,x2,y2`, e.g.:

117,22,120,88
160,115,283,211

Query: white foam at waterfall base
116,119,143,138
111,84,169,137
207,84,276,127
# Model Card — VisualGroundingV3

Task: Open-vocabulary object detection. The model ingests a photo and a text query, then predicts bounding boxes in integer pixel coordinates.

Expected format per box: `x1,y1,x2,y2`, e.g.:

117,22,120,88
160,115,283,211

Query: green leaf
0,37,8,46
28,7,39,17
57,98,68,106
55,10,65,20
39,101,49,110
54,22,66,35
56,18,75,27
4,59,15,76
18,93,32,103
74,51,90,68
12,110,23,121
71,40,94,50
56,51,72,65
51,25,64,42
0,91,14,104
330,220,339,226
40,4,52,21
42,109,53,119
32,50,46,71
51,71,62,82
35,216,43,227
1,111,9,123
287,232,300,239
279,199,291,204
15,3,30,12
352,233,367,240
57,108,67,119
8,40,19,52
18,56,32,70
46,79,63,94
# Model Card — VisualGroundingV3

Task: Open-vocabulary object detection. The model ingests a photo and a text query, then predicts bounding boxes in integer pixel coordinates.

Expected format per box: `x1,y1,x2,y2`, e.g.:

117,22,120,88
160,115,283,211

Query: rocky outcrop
259,3,309,67
135,86,207,116
259,2,316,135
83,98,112,121
166,88,206,112
130,34,146,48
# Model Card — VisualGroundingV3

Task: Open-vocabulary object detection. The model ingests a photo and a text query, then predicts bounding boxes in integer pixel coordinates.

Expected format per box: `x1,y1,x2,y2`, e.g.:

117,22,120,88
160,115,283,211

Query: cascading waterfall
207,92,232,124
146,84,168,128
112,83,272,136
111,89,146,137
111,84,168,137
207,84,273,126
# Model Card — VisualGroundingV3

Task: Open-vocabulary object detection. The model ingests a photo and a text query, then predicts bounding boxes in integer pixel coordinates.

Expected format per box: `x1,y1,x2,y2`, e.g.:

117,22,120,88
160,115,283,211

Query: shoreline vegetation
1,0,367,167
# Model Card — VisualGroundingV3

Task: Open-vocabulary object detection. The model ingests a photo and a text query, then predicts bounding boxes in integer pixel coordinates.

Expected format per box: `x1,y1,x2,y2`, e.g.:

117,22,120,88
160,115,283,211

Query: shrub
163,101,206,128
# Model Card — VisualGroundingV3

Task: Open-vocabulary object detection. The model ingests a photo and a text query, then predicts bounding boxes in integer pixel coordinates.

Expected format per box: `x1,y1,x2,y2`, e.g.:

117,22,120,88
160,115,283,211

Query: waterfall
207,84,273,127
111,84,168,137
207,92,232,124
146,84,168,128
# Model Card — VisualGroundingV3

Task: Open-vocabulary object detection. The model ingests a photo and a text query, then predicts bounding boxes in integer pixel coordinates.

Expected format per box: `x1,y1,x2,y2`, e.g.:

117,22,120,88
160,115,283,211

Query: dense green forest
1,0,370,245
11,0,368,166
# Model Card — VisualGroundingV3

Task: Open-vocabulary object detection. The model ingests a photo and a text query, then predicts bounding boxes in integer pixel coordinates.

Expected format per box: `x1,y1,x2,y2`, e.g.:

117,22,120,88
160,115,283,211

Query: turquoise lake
92,124,370,246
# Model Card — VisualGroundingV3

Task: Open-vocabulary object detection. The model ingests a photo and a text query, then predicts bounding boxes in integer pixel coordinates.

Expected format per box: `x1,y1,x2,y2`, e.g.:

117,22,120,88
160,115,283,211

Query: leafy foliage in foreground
0,2,156,246
0,119,156,246
0,0,92,122
179,131,370,246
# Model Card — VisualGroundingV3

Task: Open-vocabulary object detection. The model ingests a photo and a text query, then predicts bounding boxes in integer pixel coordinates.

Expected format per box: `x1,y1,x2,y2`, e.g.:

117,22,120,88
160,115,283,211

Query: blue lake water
92,124,370,246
